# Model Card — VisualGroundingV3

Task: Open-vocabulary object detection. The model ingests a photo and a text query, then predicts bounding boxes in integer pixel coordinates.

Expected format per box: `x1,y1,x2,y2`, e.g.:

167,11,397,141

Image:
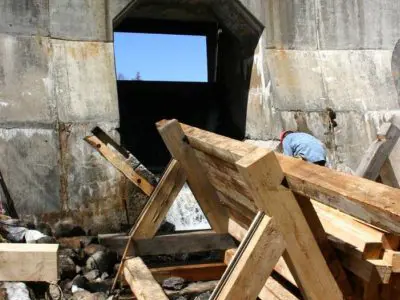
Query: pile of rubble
0,216,219,300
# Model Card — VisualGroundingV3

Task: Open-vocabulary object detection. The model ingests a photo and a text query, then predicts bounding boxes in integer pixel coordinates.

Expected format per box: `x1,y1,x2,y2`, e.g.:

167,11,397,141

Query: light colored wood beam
123,257,168,300
156,119,229,233
85,135,154,196
0,243,58,282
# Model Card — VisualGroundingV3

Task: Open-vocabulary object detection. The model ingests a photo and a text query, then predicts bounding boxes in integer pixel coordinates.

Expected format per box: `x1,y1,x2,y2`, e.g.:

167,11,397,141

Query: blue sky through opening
114,32,208,82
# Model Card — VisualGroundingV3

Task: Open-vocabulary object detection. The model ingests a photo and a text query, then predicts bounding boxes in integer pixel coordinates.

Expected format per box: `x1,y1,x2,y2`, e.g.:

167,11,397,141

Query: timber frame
111,119,400,300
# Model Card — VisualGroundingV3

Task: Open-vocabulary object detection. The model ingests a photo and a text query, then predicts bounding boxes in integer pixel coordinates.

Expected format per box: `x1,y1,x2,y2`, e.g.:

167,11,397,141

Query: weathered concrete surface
0,0,49,36
264,0,318,50
0,128,60,214
317,0,400,50
393,40,400,97
49,0,110,41
55,121,126,234
50,40,119,123
0,34,55,123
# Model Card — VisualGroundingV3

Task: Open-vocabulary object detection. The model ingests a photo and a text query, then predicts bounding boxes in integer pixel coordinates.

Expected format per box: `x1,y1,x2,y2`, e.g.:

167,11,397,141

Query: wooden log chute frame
109,119,400,300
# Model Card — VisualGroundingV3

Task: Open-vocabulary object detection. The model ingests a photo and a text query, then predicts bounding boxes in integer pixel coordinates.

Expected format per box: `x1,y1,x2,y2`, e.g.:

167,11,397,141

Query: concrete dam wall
0,0,399,232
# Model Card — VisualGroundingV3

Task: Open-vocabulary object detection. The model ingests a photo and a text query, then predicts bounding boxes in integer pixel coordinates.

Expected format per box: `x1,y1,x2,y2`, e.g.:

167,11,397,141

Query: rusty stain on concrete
66,42,102,60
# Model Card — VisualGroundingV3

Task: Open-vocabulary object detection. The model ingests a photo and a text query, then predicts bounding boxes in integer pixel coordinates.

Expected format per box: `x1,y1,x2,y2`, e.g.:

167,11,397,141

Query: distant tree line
117,72,142,81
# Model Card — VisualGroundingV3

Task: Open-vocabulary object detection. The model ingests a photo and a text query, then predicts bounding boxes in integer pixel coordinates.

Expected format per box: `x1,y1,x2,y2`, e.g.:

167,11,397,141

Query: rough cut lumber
157,120,228,233
258,277,300,300
0,243,59,282
212,213,285,300
134,231,236,256
355,122,400,181
383,250,400,272
101,231,236,256
236,148,343,300
331,236,392,284
151,263,226,282
112,159,185,291
85,135,154,196
294,194,353,296
227,220,298,288
129,159,186,238
123,257,168,300
164,281,218,298
171,120,400,235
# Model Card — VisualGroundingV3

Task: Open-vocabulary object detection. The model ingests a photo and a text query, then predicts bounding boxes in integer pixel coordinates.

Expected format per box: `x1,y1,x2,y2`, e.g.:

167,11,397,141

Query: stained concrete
0,34,55,123
50,40,119,123
49,0,110,41
0,0,49,36
0,128,60,214
317,0,400,50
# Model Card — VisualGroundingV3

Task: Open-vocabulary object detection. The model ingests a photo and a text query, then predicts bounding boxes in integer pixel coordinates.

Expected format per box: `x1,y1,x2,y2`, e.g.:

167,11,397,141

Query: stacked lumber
113,120,400,300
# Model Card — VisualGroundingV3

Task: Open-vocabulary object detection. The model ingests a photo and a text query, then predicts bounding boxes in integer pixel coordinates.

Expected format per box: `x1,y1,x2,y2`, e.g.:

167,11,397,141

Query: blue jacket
282,132,326,163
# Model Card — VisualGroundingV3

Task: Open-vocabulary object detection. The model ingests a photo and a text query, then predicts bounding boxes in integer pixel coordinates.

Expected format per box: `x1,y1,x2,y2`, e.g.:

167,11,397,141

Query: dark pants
313,160,326,166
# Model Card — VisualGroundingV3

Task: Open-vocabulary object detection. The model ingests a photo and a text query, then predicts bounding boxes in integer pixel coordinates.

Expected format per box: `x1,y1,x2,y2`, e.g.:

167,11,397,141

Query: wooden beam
111,159,185,291
170,120,400,235
258,277,300,300
164,281,219,298
101,231,236,256
355,122,400,181
211,213,285,300
123,257,168,300
150,263,226,282
294,194,353,296
85,135,154,196
383,250,400,273
236,148,343,300
0,243,58,282
156,119,228,233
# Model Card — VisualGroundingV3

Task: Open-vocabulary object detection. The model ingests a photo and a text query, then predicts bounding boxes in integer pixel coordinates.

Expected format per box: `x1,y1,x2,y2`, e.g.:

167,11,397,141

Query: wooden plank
225,248,297,288
0,243,58,282
151,263,226,282
123,257,168,300
330,235,392,284
135,231,236,256
258,277,300,300
211,213,285,300
169,120,400,235
355,122,400,181
236,148,343,300
313,201,384,259
294,194,354,297
111,159,185,291
156,119,228,233
85,135,154,196
102,231,236,256
379,159,399,188
383,250,400,272
164,281,218,298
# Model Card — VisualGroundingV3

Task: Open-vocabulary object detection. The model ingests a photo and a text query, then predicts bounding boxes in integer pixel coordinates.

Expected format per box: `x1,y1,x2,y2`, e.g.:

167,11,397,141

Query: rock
83,244,106,257
86,279,113,294
70,291,107,300
59,252,77,279
36,222,53,236
72,275,89,291
172,296,188,300
100,272,109,280
162,277,186,290
54,220,86,238
59,236,96,250
194,291,212,300
157,220,176,235
86,251,117,273
84,270,100,281
2,282,31,300
35,236,57,243
47,283,63,300
60,279,73,292
76,265,83,274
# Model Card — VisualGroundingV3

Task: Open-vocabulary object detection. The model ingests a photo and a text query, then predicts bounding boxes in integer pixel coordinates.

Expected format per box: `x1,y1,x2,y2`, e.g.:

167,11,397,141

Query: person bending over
280,130,327,166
